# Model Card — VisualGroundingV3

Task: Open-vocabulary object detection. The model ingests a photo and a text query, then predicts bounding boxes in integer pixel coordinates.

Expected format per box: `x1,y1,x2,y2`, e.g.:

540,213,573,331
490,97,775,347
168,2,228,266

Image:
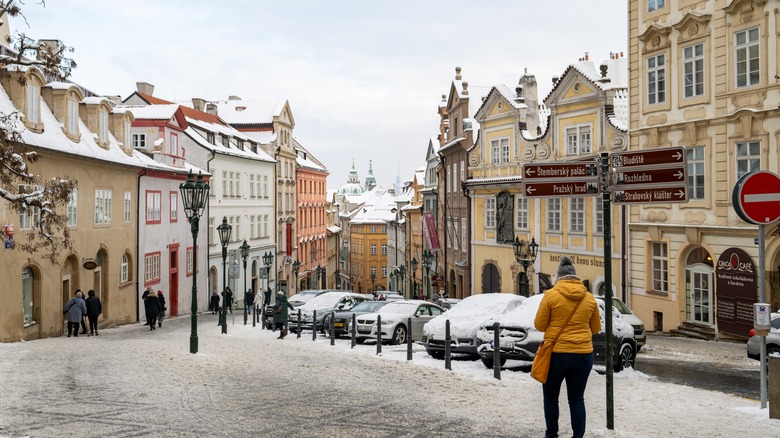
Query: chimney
205,102,218,115
518,72,539,134
462,81,469,96
228,95,241,101
192,98,206,112
455,66,462,81
136,82,155,96
105,95,122,105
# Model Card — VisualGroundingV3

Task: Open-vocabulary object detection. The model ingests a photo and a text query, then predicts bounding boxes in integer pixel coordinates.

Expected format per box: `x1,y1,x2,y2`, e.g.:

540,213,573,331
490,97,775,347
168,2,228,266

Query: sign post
611,146,688,205
522,161,601,199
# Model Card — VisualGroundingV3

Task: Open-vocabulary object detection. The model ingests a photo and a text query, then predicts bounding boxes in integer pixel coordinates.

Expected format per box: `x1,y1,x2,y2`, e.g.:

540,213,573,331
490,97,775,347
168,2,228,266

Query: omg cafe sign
715,247,756,338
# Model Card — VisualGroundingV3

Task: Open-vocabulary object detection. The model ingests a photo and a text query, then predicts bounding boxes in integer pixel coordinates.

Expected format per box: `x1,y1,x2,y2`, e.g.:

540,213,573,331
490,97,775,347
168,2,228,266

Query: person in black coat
210,291,220,314
245,289,255,315
144,292,162,331
85,289,102,336
156,291,166,328
77,289,89,335
225,287,234,314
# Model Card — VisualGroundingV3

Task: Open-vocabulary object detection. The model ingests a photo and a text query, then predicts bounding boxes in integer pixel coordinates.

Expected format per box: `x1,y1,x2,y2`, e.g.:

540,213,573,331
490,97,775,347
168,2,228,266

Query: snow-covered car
747,312,780,360
329,300,392,337
288,292,369,333
421,293,525,359
476,293,637,372
597,296,646,352
263,289,330,328
438,298,462,310
355,300,444,345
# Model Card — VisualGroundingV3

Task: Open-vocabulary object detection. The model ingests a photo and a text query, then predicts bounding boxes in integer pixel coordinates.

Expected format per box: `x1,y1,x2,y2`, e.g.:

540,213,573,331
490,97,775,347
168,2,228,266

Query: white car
596,296,646,351
355,300,444,345
422,293,525,359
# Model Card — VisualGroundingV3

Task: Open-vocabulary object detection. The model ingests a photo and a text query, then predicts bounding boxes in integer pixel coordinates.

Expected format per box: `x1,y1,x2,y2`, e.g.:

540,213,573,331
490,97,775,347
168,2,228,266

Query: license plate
358,325,371,331
334,322,344,328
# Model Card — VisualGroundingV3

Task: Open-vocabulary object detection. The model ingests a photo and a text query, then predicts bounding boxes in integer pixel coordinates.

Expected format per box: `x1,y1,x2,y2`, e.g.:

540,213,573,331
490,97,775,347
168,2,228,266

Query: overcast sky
15,0,627,190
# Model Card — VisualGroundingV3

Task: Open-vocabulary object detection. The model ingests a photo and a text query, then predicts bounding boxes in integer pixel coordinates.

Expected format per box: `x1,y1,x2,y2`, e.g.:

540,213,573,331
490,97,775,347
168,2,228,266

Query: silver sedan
355,300,444,345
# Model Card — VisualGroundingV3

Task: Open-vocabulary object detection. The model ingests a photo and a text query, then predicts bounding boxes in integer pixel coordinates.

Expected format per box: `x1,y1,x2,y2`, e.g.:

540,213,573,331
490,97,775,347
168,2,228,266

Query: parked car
288,291,369,333
596,295,646,352
422,293,525,359
263,290,329,328
476,293,637,372
747,312,780,360
438,298,462,310
329,300,392,337
355,300,444,345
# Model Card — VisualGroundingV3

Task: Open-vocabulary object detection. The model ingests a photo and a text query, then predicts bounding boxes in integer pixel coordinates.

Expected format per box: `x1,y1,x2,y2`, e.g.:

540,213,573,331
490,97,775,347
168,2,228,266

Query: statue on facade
496,192,514,244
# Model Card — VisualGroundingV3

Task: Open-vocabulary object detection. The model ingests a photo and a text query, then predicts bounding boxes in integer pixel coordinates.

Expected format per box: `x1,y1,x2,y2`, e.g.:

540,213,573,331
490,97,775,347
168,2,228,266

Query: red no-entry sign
732,171,780,225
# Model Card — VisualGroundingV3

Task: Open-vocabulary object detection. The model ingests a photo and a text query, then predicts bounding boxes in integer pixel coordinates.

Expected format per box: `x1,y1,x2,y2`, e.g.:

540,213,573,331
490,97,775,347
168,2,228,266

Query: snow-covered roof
522,103,551,141
214,98,283,125
544,56,628,103
243,130,275,144
183,123,274,162
326,225,342,234
122,104,180,120
297,155,325,171
465,176,524,186
350,188,398,224
610,89,629,131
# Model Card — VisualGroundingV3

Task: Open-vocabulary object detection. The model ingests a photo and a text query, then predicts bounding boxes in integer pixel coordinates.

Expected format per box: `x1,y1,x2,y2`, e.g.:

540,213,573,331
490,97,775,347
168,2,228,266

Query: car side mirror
337,303,345,309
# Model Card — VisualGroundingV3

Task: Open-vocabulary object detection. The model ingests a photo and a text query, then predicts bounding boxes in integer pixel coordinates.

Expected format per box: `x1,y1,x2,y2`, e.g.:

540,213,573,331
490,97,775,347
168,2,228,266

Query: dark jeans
148,317,157,328
80,317,88,333
88,315,99,334
67,321,80,336
542,352,593,438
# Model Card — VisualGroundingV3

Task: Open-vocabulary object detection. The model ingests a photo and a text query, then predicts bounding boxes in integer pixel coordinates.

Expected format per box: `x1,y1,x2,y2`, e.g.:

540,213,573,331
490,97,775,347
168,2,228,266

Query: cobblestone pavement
0,314,543,438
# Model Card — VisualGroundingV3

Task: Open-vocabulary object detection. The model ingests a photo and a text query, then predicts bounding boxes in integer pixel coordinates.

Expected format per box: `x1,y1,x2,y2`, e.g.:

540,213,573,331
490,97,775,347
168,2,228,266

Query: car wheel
427,349,445,360
356,337,366,344
480,355,507,369
614,342,636,372
391,325,407,345
322,315,332,334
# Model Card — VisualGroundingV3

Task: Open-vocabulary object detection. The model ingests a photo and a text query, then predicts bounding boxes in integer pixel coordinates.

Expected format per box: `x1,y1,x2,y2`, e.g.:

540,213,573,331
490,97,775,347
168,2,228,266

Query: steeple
365,160,377,190
338,158,365,195
347,158,360,184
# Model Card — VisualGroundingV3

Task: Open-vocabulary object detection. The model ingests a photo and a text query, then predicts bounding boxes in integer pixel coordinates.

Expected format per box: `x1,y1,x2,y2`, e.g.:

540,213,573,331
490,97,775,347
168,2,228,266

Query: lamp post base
190,334,198,354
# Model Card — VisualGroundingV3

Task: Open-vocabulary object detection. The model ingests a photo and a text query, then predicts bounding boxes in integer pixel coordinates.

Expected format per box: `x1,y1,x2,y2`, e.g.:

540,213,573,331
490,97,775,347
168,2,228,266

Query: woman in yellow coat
534,256,601,438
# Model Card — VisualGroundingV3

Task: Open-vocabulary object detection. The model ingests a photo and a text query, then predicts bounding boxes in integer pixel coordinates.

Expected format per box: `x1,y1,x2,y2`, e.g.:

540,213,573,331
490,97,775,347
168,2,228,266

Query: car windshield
348,301,388,313
378,302,418,314
610,298,632,314
288,294,317,305
303,293,348,307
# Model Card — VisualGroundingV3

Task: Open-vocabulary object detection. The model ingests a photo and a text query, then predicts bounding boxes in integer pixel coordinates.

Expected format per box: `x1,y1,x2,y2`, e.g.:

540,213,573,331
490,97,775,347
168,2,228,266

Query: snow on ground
0,316,777,437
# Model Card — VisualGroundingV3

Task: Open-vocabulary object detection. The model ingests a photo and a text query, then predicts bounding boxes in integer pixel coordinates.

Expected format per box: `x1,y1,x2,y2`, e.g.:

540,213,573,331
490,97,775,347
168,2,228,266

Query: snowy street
0,314,778,438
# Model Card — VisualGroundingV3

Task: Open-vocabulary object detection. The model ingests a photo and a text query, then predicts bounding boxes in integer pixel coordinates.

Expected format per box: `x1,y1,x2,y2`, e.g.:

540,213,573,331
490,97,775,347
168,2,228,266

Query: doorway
169,245,179,316
685,247,714,326
482,263,500,293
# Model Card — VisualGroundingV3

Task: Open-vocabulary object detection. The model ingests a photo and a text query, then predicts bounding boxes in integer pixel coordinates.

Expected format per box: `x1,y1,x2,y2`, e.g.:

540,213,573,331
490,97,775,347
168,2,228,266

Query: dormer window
99,110,109,143
207,132,215,144
169,133,179,156
123,120,131,148
67,99,79,134
26,84,40,124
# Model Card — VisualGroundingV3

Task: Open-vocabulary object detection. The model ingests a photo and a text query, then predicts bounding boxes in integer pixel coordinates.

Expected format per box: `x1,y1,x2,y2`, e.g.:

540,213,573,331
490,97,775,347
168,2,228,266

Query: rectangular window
132,133,146,149
18,185,41,230
370,266,377,277
502,141,510,163
595,199,604,234
547,198,561,232
569,198,585,233
145,191,161,224
99,110,109,143
460,160,466,184
447,165,452,192
371,244,377,255
120,254,129,283
263,214,269,237
648,0,664,12
651,242,668,293
565,125,592,155
687,146,705,200
170,192,178,222
222,171,228,198
124,121,131,148
485,197,496,229
381,245,387,255
683,43,704,98
263,176,269,198
169,133,179,156
490,138,510,164
381,266,388,277
26,84,40,124
236,173,242,198
124,191,131,223
516,197,528,230
67,99,79,134
736,141,760,179
647,54,666,104
144,252,161,284
67,188,78,227
249,175,255,198
209,217,215,245
186,247,194,276
735,27,760,88
94,189,112,225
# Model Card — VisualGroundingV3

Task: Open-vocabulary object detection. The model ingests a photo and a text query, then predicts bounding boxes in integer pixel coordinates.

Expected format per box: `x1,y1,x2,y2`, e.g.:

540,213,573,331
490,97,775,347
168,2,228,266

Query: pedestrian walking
533,256,600,438
210,291,220,314
63,291,87,338
78,290,89,335
245,289,255,315
225,287,234,314
144,290,163,331
157,291,166,327
273,291,294,339
85,289,102,336
142,286,153,301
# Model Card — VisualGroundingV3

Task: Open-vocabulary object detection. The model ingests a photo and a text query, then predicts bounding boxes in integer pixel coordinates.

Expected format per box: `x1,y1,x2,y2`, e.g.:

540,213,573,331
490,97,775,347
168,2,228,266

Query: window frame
647,0,665,13
687,146,705,200
18,184,42,230
186,247,194,276
735,26,760,89
516,197,528,230
485,197,496,229
647,53,666,105
67,188,78,227
144,252,161,286
547,198,561,232
94,188,112,225
123,191,131,224
132,133,146,149
67,98,79,134
565,124,592,156
569,198,585,233
683,42,705,99
169,191,178,223
145,190,162,224
120,253,129,283
736,141,760,180
651,242,668,294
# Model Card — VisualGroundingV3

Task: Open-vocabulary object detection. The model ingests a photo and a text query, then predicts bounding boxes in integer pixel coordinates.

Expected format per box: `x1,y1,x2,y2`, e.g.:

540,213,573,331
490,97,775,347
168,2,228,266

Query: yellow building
348,188,396,293
627,0,780,339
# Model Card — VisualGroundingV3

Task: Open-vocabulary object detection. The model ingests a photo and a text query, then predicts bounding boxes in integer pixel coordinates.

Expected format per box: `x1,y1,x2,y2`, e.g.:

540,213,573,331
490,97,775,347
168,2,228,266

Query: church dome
338,159,366,195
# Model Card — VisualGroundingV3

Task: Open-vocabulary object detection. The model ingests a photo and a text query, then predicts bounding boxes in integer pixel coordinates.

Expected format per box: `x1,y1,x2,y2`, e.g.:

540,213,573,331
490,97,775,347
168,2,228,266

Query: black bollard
252,305,256,327
351,313,357,348
445,319,452,370
244,305,248,326
297,309,302,339
312,310,317,341
330,314,335,346
376,315,382,355
493,322,501,380
407,317,413,360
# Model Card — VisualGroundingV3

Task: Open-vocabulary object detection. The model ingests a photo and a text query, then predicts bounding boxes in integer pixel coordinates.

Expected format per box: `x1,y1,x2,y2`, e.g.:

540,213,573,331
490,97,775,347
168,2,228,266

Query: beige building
627,0,780,339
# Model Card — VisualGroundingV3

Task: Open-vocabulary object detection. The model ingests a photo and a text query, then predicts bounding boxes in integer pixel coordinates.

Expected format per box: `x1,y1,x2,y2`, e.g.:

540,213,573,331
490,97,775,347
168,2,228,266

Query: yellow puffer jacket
534,277,601,354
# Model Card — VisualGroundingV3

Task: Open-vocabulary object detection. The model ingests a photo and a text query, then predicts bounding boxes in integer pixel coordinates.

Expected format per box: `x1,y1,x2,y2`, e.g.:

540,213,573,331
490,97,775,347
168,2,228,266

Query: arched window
22,267,35,325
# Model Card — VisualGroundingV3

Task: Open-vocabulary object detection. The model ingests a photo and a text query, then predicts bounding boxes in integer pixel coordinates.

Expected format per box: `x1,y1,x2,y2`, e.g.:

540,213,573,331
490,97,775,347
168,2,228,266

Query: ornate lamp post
260,251,274,327
217,217,232,334
334,268,341,289
513,236,539,297
397,265,406,297
370,271,376,293
422,250,433,299
240,239,250,325
292,260,301,292
179,171,209,354
411,257,419,299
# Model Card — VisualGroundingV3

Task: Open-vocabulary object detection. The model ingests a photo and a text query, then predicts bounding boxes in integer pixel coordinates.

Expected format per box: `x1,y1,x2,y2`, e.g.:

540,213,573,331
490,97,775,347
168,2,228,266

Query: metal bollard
351,313,357,349
376,315,382,355
244,306,248,325
330,314,335,346
312,310,317,341
252,305,256,327
493,322,501,380
297,309,302,339
407,317,413,360
445,319,452,370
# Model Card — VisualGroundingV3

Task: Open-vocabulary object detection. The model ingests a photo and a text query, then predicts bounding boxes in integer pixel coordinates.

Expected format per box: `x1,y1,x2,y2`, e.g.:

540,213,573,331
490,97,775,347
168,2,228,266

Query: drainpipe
621,204,627,303
136,168,147,322
438,151,448,298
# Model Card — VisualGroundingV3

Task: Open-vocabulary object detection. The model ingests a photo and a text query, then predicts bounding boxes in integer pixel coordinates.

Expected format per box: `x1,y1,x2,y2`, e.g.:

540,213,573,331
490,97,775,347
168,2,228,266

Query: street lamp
292,260,301,292
260,251,273,328
411,257,419,299
513,236,539,297
370,271,376,293
334,268,341,289
397,265,406,297
240,239,250,325
422,250,433,299
179,170,209,354
217,217,232,334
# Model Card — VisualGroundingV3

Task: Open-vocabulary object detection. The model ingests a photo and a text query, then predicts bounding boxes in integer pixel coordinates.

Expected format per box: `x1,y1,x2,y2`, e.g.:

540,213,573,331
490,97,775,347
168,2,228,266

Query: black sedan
328,300,391,338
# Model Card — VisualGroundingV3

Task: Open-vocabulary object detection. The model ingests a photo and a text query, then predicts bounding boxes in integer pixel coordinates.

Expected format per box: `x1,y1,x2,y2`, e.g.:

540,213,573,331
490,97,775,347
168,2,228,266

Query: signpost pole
759,224,767,408
601,152,614,430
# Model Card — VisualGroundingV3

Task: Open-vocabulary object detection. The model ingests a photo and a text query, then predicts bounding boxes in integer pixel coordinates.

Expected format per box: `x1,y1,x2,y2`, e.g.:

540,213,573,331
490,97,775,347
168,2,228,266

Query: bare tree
0,0,77,262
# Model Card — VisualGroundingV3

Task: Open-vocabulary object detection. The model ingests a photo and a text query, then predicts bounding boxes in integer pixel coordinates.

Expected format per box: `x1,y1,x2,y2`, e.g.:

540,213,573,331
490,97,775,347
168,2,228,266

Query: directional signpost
611,146,687,205
522,161,600,198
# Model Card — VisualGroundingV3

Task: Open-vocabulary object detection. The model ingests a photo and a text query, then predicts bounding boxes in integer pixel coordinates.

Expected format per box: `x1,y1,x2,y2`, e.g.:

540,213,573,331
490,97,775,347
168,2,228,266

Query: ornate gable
724,0,767,22
672,11,712,44
638,23,673,54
